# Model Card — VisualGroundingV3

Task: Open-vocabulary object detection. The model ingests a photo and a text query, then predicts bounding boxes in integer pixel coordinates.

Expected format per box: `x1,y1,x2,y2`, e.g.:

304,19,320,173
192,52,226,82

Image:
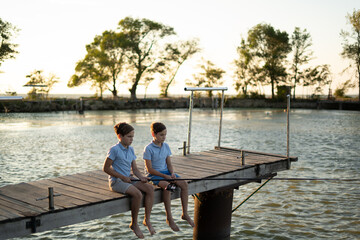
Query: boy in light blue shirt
144,122,194,232
103,122,155,238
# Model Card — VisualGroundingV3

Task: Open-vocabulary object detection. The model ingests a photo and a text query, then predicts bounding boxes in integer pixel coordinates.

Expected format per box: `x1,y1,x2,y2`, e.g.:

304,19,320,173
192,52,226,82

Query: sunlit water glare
1,108,359,239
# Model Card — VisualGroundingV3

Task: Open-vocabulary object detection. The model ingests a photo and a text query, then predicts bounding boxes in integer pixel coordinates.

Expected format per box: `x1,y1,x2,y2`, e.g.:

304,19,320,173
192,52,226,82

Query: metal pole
286,94,290,169
218,90,225,147
187,91,194,154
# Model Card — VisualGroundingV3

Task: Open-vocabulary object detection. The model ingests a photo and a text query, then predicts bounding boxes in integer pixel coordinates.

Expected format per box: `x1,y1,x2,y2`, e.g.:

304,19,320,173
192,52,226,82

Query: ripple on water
2,109,360,239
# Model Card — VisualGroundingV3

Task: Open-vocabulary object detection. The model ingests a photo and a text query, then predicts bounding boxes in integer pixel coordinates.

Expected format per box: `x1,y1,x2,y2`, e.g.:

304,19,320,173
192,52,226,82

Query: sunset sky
0,0,359,97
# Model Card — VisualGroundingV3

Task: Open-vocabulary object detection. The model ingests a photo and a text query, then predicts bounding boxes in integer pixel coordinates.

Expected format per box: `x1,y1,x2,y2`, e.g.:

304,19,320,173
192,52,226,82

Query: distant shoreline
1,97,359,113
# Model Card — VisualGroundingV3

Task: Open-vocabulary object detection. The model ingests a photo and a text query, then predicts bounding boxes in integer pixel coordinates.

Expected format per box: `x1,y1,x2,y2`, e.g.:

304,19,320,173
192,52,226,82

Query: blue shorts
147,170,180,185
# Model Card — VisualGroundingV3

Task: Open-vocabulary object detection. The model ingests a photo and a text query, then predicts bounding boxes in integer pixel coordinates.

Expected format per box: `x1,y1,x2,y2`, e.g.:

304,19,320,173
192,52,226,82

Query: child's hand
140,177,148,183
164,174,172,180
122,176,132,183
171,173,176,179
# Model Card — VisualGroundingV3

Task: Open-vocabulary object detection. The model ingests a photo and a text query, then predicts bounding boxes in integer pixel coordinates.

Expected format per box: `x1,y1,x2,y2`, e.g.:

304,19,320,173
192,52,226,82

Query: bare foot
130,223,144,239
143,219,156,235
166,219,180,231
181,214,195,228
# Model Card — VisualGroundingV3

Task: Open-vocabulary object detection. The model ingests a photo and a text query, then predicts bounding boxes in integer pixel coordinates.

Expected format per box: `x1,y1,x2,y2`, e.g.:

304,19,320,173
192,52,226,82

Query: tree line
1,11,360,100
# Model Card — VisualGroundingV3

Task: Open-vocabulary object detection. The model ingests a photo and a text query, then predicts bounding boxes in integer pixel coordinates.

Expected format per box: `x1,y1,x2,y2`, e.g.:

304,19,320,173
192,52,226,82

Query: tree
159,39,200,97
334,79,355,98
233,38,264,97
68,50,109,99
246,24,291,98
0,18,19,68
188,60,225,97
289,27,313,99
303,64,332,96
118,17,176,99
340,9,360,100
68,31,127,98
25,70,59,99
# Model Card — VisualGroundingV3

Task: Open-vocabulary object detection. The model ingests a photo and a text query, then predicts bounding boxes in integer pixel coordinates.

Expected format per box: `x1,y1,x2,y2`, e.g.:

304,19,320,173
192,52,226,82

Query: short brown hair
151,122,166,134
114,122,134,136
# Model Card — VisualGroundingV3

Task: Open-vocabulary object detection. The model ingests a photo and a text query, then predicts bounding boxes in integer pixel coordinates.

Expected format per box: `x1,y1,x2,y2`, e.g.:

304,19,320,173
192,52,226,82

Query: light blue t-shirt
143,142,172,174
106,142,136,181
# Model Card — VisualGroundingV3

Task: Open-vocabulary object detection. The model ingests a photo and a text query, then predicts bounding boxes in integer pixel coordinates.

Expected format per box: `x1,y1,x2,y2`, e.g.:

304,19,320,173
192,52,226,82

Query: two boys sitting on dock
103,122,194,239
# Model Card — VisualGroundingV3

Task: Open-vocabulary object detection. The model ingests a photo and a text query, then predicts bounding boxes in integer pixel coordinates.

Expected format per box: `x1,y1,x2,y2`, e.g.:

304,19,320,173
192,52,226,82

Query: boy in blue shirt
103,122,155,239
144,122,194,231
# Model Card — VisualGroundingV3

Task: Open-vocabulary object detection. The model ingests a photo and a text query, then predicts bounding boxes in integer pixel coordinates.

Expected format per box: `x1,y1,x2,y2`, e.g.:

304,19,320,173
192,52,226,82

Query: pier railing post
286,94,290,169
241,150,245,165
48,187,55,210
187,91,194,154
183,141,187,156
218,90,225,148
193,188,233,240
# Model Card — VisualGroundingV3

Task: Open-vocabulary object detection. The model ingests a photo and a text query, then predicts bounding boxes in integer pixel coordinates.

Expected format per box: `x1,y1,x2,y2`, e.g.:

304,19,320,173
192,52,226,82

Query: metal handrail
184,87,228,154
0,96,23,101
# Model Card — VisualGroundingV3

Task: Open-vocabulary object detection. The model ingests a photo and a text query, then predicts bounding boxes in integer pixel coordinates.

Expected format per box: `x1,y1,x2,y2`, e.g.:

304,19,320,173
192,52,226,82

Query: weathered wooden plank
0,206,24,219
0,197,40,217
0,183,56,210
172,155,239,173
27,179,106,203
49,176,122,198
204,150,283,165
182,153,242,168
0,195,46,214
216,146,298,161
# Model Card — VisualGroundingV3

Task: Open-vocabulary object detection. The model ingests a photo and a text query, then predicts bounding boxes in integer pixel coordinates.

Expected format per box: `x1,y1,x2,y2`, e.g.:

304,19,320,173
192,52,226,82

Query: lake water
1,108,359,240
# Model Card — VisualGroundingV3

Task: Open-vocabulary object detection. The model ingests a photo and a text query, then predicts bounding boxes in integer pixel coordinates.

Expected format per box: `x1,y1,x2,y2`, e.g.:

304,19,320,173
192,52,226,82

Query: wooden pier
0,146,297,239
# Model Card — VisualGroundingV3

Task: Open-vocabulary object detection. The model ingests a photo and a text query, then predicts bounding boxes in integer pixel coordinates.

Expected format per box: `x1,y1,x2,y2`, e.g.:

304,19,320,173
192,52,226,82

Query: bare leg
125,186,145,239
134,182,156,235
175,180,195,227
159,181,180,231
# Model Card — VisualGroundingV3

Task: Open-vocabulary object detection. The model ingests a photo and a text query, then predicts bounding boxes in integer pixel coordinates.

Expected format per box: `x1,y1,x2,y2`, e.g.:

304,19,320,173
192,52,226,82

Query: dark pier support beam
193,187,234,240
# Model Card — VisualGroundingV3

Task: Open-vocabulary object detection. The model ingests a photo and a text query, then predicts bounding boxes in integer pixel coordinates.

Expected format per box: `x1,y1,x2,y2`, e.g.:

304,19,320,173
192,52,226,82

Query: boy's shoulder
144,141,154,149
108,142,122,152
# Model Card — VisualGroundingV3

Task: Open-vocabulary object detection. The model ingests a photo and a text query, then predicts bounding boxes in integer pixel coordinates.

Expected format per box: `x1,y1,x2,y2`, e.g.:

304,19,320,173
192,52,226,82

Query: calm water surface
1,108,359,239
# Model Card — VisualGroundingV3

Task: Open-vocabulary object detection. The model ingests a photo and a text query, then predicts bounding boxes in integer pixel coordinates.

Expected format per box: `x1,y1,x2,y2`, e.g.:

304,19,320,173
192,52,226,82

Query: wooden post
48,187,54,210
183,141,187,156
241,150,245,165
193,188,234,240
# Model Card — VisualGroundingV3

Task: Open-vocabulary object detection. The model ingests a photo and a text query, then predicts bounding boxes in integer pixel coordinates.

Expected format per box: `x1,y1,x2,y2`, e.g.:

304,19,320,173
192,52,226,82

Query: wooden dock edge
0,158,291,239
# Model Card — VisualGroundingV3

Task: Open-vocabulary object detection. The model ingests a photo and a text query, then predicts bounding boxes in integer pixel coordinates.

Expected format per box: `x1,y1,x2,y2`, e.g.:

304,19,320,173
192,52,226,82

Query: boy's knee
178,180,188,189
133,189,143,200
145,184,154,194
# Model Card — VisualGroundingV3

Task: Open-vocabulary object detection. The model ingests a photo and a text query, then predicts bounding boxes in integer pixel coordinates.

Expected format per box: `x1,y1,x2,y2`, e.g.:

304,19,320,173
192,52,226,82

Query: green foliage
302,64,332,95
276,85,291,101
159,39,200,97
118,17,176,99
25,70,59,100
188,60,225,97
233,38,264,97
289,27,313,99
340,9,360,99
0,18,19,67
69,30,126,98
334,80,355,98
245,24,291,98
69,17,177,99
